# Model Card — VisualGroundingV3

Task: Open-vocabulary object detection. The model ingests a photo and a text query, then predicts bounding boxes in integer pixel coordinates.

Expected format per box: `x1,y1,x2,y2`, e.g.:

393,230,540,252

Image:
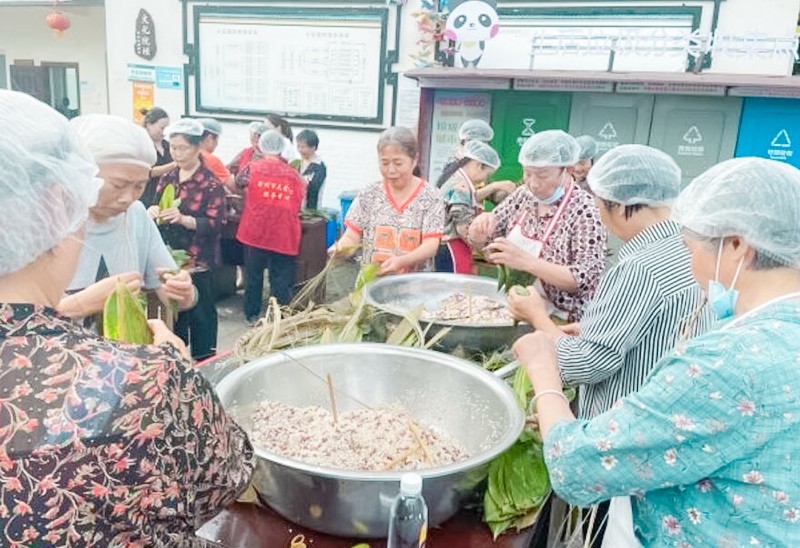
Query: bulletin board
193,6,388,123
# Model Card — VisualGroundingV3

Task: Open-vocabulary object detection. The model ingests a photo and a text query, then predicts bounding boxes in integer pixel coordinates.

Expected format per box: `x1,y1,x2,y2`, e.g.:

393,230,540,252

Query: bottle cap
400,473,422,496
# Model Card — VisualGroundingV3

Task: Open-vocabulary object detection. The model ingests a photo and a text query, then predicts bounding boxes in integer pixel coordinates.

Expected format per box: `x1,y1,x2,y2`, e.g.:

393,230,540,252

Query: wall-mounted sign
156,66,183,90
127,64,156,83
514,78,614,93
135,9,157,61
616,82,726,97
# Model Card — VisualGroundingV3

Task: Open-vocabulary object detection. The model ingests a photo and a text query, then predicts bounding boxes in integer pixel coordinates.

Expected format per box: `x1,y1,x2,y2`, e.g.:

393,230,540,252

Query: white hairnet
458,119,494,142
71,114,156,169
165,118,204,137
462,140,501,169
0,90,100,277
673,157,800,268
576,135,599,161
248,121,267,135
518,130,580,168
259,130,286,155
588,144,682,206
198,117,222,135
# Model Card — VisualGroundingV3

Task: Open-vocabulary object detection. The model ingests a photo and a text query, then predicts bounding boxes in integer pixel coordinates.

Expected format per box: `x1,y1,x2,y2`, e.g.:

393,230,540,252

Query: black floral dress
0,304,254,546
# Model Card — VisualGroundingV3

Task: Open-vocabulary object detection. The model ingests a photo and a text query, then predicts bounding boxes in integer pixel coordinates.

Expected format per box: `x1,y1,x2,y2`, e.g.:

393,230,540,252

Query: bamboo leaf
103,279,153,345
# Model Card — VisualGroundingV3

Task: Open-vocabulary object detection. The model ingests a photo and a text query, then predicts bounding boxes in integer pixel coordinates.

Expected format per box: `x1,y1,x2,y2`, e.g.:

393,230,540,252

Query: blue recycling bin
735,97,800,168
321,207,339,248
338,190,358,231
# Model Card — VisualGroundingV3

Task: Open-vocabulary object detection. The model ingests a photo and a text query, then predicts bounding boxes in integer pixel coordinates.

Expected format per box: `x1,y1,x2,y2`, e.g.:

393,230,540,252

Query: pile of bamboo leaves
235,261,452,362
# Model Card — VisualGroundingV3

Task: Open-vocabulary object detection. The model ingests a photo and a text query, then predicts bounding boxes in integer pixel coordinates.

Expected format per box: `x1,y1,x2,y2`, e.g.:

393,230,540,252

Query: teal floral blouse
545,298,800,546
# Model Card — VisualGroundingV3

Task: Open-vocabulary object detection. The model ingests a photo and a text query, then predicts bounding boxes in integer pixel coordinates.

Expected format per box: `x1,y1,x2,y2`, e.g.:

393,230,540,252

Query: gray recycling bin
648,95,742,183
568,93,655,158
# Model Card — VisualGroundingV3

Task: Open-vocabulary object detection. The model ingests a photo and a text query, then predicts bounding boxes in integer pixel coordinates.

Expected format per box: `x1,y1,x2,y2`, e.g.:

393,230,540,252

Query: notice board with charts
194,6,388,123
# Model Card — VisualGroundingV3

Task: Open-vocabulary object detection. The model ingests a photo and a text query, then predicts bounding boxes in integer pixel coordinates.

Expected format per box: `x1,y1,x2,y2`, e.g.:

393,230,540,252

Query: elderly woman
139,107,176,207
331,127,445,275
0,90,253,546
469,130,606,321
515,157,800,546
147,118,226,360
236,130,306,319
58,114,196,324
435,140,501,274
227,121,266,178
572,135,598,190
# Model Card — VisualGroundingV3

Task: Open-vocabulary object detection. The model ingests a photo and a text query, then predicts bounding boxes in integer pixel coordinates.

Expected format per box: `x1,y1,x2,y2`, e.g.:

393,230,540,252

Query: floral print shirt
156,159,226,269
0,304,254,547
345,180,445,271
544,298,800,546
490,184,606,321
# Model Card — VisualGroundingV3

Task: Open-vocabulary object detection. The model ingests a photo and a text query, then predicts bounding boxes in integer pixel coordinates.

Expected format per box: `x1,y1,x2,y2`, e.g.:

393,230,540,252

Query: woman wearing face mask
58,115,196,324
469,130,606,321
435,140,501,273
227,121,267,179
139,107,177,207
0,90,253,547
147,119,226,360
514,157,800,547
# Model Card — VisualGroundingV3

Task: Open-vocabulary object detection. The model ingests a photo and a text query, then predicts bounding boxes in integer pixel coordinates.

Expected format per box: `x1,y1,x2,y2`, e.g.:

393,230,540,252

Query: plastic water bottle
387,473,428,548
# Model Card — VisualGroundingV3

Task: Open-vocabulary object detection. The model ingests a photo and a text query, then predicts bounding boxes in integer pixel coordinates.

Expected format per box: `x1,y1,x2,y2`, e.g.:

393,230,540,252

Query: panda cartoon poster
444,0,500,68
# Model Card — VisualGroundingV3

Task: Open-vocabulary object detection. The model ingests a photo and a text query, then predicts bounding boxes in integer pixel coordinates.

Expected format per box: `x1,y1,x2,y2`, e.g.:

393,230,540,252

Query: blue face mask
707,241,744,320
533,171,567,205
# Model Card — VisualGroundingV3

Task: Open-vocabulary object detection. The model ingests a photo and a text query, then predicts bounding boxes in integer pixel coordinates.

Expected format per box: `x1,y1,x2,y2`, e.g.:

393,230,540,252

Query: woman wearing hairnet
0,90,253,546
235,130,306,321
58,114,197,325
469,130,607,321
508,145,708,546
435,140,502,273
514,157,800,546
148,118,226,360
573,134,598,189
228,121,266,178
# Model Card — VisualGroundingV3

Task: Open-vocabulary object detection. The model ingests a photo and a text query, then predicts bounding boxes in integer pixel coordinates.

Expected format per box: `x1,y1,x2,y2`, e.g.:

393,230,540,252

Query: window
10,61,80,117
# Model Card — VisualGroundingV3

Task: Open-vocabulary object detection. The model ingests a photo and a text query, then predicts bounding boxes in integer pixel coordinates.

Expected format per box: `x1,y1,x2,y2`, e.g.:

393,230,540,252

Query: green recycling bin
489,91,572,183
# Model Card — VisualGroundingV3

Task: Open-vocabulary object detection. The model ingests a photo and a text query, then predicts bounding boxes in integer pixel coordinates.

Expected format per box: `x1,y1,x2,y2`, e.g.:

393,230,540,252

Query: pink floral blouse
0,304,254,546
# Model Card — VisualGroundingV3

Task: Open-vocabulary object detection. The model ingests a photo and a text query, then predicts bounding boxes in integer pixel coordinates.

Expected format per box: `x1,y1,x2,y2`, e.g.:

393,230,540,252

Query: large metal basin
364,273,522,354
215,343,524,538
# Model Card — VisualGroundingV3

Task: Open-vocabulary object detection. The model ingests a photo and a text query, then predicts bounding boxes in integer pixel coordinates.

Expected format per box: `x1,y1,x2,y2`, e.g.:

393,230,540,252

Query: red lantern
46,11,70,36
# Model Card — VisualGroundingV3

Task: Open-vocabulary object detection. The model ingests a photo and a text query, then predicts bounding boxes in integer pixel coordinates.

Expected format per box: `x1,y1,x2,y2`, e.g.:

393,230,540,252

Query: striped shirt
555,220,708,418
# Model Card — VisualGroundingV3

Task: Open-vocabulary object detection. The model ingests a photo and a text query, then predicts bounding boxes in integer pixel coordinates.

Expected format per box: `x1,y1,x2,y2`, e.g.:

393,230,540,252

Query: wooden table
196,502,535,548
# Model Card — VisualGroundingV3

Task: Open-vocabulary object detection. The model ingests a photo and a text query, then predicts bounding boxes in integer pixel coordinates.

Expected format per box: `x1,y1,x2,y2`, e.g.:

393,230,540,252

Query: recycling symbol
771,129,791,148
683,126,703,145
521,118,537,137
598,122,617,141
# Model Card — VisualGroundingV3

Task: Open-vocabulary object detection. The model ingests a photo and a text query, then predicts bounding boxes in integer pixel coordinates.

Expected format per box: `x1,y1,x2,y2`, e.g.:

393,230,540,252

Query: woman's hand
157,268,196,310
148,319,191,362
378,255,409,276
507,286,548,323
485,237,535,272
147,205,160,220
58,272,143,318
468,212,496,247
159,207,183,225
558,322,580,336
514,332,560,377
487,180,518,195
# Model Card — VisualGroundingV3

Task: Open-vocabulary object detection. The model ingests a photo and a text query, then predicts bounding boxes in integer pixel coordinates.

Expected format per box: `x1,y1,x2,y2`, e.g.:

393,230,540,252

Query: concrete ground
215,262,359,352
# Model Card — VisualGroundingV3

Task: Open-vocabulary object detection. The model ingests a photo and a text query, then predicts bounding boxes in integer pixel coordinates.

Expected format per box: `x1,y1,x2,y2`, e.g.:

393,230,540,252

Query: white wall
104,0,185,121
0,5,108,113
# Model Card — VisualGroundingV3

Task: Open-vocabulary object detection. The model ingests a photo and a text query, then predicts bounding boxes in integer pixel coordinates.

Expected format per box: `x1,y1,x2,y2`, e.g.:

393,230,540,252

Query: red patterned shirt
0,304,254,546
156,160,226,269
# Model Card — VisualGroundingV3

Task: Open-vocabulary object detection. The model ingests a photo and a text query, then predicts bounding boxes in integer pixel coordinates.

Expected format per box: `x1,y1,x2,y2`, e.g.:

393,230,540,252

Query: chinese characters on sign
135,9,157,61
